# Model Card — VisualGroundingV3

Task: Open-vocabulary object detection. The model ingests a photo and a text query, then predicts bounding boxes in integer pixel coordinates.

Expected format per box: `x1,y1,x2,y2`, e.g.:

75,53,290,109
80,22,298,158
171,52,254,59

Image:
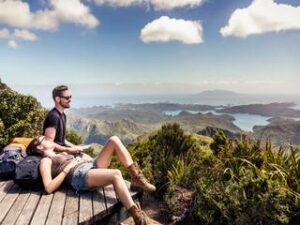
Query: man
43,85,82,154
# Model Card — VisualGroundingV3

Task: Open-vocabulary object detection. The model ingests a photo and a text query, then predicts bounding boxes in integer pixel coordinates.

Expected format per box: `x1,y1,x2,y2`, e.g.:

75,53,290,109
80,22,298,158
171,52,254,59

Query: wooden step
0,180,141,225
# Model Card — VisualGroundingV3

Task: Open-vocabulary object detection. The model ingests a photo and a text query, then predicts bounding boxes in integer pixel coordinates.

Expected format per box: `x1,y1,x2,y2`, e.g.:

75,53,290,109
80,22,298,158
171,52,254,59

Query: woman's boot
128,203,150,225
127,162,156,192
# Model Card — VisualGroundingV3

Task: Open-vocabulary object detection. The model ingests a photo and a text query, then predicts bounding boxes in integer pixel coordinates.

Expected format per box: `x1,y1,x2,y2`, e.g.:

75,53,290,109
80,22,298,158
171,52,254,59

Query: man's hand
65,146,82,155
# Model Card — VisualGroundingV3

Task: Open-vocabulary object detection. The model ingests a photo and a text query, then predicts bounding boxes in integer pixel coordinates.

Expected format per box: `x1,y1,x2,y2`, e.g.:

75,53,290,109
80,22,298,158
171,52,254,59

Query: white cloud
0,28,38,49
93,0,203,10
0,0,57,30
0,0,32,28
94,0,141,7
8,40,18,48
0,28,38,40
0,0,99,31
50,0,99,29
149,0,203,10
140,16,203,44
0,28,9,38
14,29,38,41
220,0,300,38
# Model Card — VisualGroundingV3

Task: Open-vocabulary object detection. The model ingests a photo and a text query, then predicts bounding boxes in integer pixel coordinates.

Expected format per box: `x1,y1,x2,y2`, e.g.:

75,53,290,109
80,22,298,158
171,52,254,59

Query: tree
0,80,46,148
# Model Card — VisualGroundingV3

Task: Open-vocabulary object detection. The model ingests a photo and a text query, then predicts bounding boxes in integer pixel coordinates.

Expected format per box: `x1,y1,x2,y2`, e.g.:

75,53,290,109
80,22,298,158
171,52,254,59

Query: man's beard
60,102,70,109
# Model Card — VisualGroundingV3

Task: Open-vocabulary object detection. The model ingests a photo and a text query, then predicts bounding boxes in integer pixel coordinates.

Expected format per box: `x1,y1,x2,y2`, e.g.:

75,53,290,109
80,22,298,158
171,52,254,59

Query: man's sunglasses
60,95,72,100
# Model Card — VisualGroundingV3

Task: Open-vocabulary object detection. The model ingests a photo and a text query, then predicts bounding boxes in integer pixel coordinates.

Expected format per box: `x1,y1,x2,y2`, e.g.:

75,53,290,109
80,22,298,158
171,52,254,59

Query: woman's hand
63,159,79,174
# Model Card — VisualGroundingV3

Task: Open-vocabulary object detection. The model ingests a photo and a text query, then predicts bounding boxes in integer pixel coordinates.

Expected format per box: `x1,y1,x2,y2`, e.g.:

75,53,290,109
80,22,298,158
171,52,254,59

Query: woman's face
36,136,55,152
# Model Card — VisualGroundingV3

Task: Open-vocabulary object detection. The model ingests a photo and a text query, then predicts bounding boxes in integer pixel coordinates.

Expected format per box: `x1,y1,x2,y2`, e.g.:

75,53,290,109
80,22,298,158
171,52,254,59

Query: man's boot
127,162,156,192
128,203,150,225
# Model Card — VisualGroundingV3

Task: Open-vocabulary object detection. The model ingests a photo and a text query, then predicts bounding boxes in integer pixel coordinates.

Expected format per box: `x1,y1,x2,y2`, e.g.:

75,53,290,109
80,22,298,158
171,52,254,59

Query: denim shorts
69,160,97,193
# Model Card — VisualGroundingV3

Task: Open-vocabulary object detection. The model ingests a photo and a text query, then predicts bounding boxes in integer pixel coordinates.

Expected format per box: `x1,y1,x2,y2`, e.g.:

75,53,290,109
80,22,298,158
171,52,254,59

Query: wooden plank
30,192,54,225
1,190,31,225
79,192,93,225
46,187,67,225
0,184,21,223
103,182,142,225
125,180,139,198
62,189,79,225
0,180,13,191
0,180,14,202
0,180,8,188
0,181,138,225
103,185,118,214
92,188,107,222
15,191,42,225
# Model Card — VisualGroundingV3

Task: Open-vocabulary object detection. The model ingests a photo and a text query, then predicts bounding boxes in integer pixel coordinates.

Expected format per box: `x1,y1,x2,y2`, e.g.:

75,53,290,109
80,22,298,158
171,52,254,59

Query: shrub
192,132,300,225
0,80,46,148
66,129,83,145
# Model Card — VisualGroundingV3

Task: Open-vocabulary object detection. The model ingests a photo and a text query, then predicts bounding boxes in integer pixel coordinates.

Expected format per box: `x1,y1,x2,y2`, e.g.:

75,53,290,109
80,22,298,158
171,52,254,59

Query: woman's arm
40,158,77,194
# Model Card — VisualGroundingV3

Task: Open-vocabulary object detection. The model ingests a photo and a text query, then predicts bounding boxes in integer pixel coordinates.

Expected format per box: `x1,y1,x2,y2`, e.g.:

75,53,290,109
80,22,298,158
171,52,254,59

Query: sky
0,0,300,105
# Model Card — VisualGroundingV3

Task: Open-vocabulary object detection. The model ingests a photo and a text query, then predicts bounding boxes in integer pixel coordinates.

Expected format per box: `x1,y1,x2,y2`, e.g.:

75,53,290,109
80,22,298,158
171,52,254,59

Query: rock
199,126,245,140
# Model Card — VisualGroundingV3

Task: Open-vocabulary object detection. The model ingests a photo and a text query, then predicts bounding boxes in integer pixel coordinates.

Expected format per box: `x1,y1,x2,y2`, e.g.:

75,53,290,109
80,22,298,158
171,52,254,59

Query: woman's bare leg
86,168,134,209
95,136,133,168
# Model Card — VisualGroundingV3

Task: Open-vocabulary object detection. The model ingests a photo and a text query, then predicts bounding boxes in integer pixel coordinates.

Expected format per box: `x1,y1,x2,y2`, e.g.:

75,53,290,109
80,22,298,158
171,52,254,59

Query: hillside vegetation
0,80,90,151
1,80,300,224
122,123,300,225
68,107,241,145
70,102,300,146
0,80,46,148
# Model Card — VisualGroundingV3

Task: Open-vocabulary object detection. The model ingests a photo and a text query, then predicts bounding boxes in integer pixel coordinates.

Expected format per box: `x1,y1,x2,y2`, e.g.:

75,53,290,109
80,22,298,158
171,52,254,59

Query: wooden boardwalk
0,180,142,225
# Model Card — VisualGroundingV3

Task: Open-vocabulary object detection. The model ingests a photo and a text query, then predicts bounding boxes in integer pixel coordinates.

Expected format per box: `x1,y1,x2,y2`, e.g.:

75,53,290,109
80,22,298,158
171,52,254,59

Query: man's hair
52,85,69,100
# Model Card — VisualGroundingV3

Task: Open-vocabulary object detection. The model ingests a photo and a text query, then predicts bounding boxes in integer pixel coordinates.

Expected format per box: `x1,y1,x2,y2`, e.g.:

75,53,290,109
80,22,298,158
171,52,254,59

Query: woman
26,135,156,225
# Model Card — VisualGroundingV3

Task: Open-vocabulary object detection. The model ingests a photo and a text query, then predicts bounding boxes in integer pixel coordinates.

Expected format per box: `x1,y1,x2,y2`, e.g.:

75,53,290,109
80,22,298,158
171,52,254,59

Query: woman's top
49,152,93,178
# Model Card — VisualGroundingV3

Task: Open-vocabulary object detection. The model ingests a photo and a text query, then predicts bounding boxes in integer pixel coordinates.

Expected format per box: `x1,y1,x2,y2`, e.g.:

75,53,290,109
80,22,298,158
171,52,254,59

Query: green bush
128,123,205,216
66,129,83,145
192,133,300,225
148,123,199,193
129,127,300,224
0,80,46,148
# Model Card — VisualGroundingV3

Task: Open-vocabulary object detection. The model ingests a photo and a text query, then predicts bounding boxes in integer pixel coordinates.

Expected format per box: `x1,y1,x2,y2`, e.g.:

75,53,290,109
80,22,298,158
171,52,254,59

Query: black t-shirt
43,108,67,146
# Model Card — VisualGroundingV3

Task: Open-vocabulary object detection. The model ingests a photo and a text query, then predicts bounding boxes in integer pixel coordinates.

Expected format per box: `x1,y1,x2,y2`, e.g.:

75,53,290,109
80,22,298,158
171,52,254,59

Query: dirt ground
121,193,170,225
121,187,194,225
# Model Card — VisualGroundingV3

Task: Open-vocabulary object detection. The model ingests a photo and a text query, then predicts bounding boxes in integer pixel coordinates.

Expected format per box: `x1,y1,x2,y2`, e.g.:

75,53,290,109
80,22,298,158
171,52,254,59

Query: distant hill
253,118,300,145
67,114,153,145
191,90,300,106
190,90,253,106
195,90,245,99
218,102,300,118
68,103,242,145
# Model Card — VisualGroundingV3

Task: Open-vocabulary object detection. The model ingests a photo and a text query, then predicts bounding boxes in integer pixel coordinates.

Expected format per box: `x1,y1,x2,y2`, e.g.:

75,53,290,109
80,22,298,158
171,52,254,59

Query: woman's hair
26,136,43,155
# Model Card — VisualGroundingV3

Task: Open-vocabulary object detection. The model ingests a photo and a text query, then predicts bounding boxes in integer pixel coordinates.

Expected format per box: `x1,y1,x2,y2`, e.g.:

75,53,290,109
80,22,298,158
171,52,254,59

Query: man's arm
44,127,56,142
44,127,81,154
64,139,75,147
44,127,75,148
52,142,82,154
